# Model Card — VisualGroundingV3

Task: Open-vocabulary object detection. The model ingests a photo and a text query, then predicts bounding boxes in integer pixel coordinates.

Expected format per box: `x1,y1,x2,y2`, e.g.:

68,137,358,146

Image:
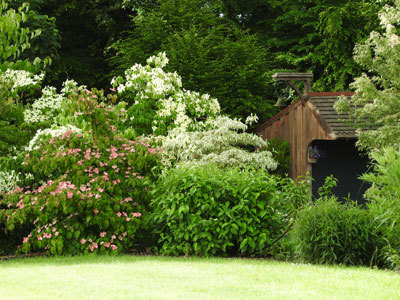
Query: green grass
0,256,399,300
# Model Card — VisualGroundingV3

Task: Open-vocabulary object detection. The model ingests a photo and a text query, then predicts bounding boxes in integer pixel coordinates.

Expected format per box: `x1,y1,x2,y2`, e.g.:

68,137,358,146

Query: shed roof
309,93,356,138
257,92,356,139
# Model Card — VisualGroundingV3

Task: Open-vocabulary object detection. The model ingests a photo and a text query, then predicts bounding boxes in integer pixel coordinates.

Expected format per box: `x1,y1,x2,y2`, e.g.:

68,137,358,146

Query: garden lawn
0,256,399,300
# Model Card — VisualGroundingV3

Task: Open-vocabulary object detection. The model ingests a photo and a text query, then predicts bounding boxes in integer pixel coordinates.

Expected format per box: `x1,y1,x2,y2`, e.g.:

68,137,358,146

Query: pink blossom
67,191,74,199
95,194,101,199
84,153,91,160
93,168,99,174
55,232,59,237
126,217,131,222
100,232,106,237
111,235,116,240
62,152,67,157
109,152,118,160
52,227,57,232
93,208,99,214
23,237,28,243
25,153,30,158
80,185,87,192
132,212,142,218
104,242,110,248
38,236,43,241
98,187,104,193
148,148,157,154
80,238,86,244
116,212,122,217
111,245,118,251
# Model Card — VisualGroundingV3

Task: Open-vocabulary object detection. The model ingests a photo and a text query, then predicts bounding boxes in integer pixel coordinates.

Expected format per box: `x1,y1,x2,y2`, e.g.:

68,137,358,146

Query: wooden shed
256,92,369,202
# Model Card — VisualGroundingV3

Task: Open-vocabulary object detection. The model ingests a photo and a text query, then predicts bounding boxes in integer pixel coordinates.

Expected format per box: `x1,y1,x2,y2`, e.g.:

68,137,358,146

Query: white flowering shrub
0,69,43,93
161,116,277,170
334,0,400,152
0,170,20,194
112,52,220,136
113,52,277,170
24,86,64,123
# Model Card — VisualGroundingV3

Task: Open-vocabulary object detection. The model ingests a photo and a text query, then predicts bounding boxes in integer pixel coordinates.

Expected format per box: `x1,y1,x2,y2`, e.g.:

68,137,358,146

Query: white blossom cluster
161,116,277,170
26,125,82,152
146,51,169,68
112,52,220,134
0,170,20,193
157,90,220,131
111,53,181,97
24,86,64,123
60,79,79,95
0,69,44,91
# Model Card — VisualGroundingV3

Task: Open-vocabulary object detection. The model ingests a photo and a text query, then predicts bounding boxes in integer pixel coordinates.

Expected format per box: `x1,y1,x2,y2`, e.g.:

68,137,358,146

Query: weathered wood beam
272,72,313,104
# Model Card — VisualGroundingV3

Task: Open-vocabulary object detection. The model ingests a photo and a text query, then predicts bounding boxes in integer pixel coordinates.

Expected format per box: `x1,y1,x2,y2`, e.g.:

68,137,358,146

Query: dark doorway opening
311,139,370,204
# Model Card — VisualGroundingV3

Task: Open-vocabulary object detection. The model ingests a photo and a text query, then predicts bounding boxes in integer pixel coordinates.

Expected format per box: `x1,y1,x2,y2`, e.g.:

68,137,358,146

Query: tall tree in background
222,0,385,91
35,0,143,88
109,0,277,122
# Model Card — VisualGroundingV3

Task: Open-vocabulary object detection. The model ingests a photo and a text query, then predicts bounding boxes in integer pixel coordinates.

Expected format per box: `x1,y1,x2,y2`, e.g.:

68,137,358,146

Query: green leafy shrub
361,147,400,268
291,196,384,266
151,165,308,257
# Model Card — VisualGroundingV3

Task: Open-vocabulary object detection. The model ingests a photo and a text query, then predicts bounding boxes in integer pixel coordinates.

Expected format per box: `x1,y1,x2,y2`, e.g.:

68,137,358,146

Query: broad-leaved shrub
151,164,308,257
0,86,161,255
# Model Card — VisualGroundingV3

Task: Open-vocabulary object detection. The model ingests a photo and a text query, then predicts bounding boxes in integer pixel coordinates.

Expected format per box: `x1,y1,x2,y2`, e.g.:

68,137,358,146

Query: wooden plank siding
257,97,335,179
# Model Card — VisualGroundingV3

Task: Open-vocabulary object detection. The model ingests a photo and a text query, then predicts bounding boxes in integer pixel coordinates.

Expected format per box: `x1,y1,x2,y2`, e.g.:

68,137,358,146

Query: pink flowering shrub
0,87,160,255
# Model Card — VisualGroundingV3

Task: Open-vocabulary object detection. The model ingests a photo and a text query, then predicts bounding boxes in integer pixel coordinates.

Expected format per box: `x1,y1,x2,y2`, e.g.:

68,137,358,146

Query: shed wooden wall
257,100,333,179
